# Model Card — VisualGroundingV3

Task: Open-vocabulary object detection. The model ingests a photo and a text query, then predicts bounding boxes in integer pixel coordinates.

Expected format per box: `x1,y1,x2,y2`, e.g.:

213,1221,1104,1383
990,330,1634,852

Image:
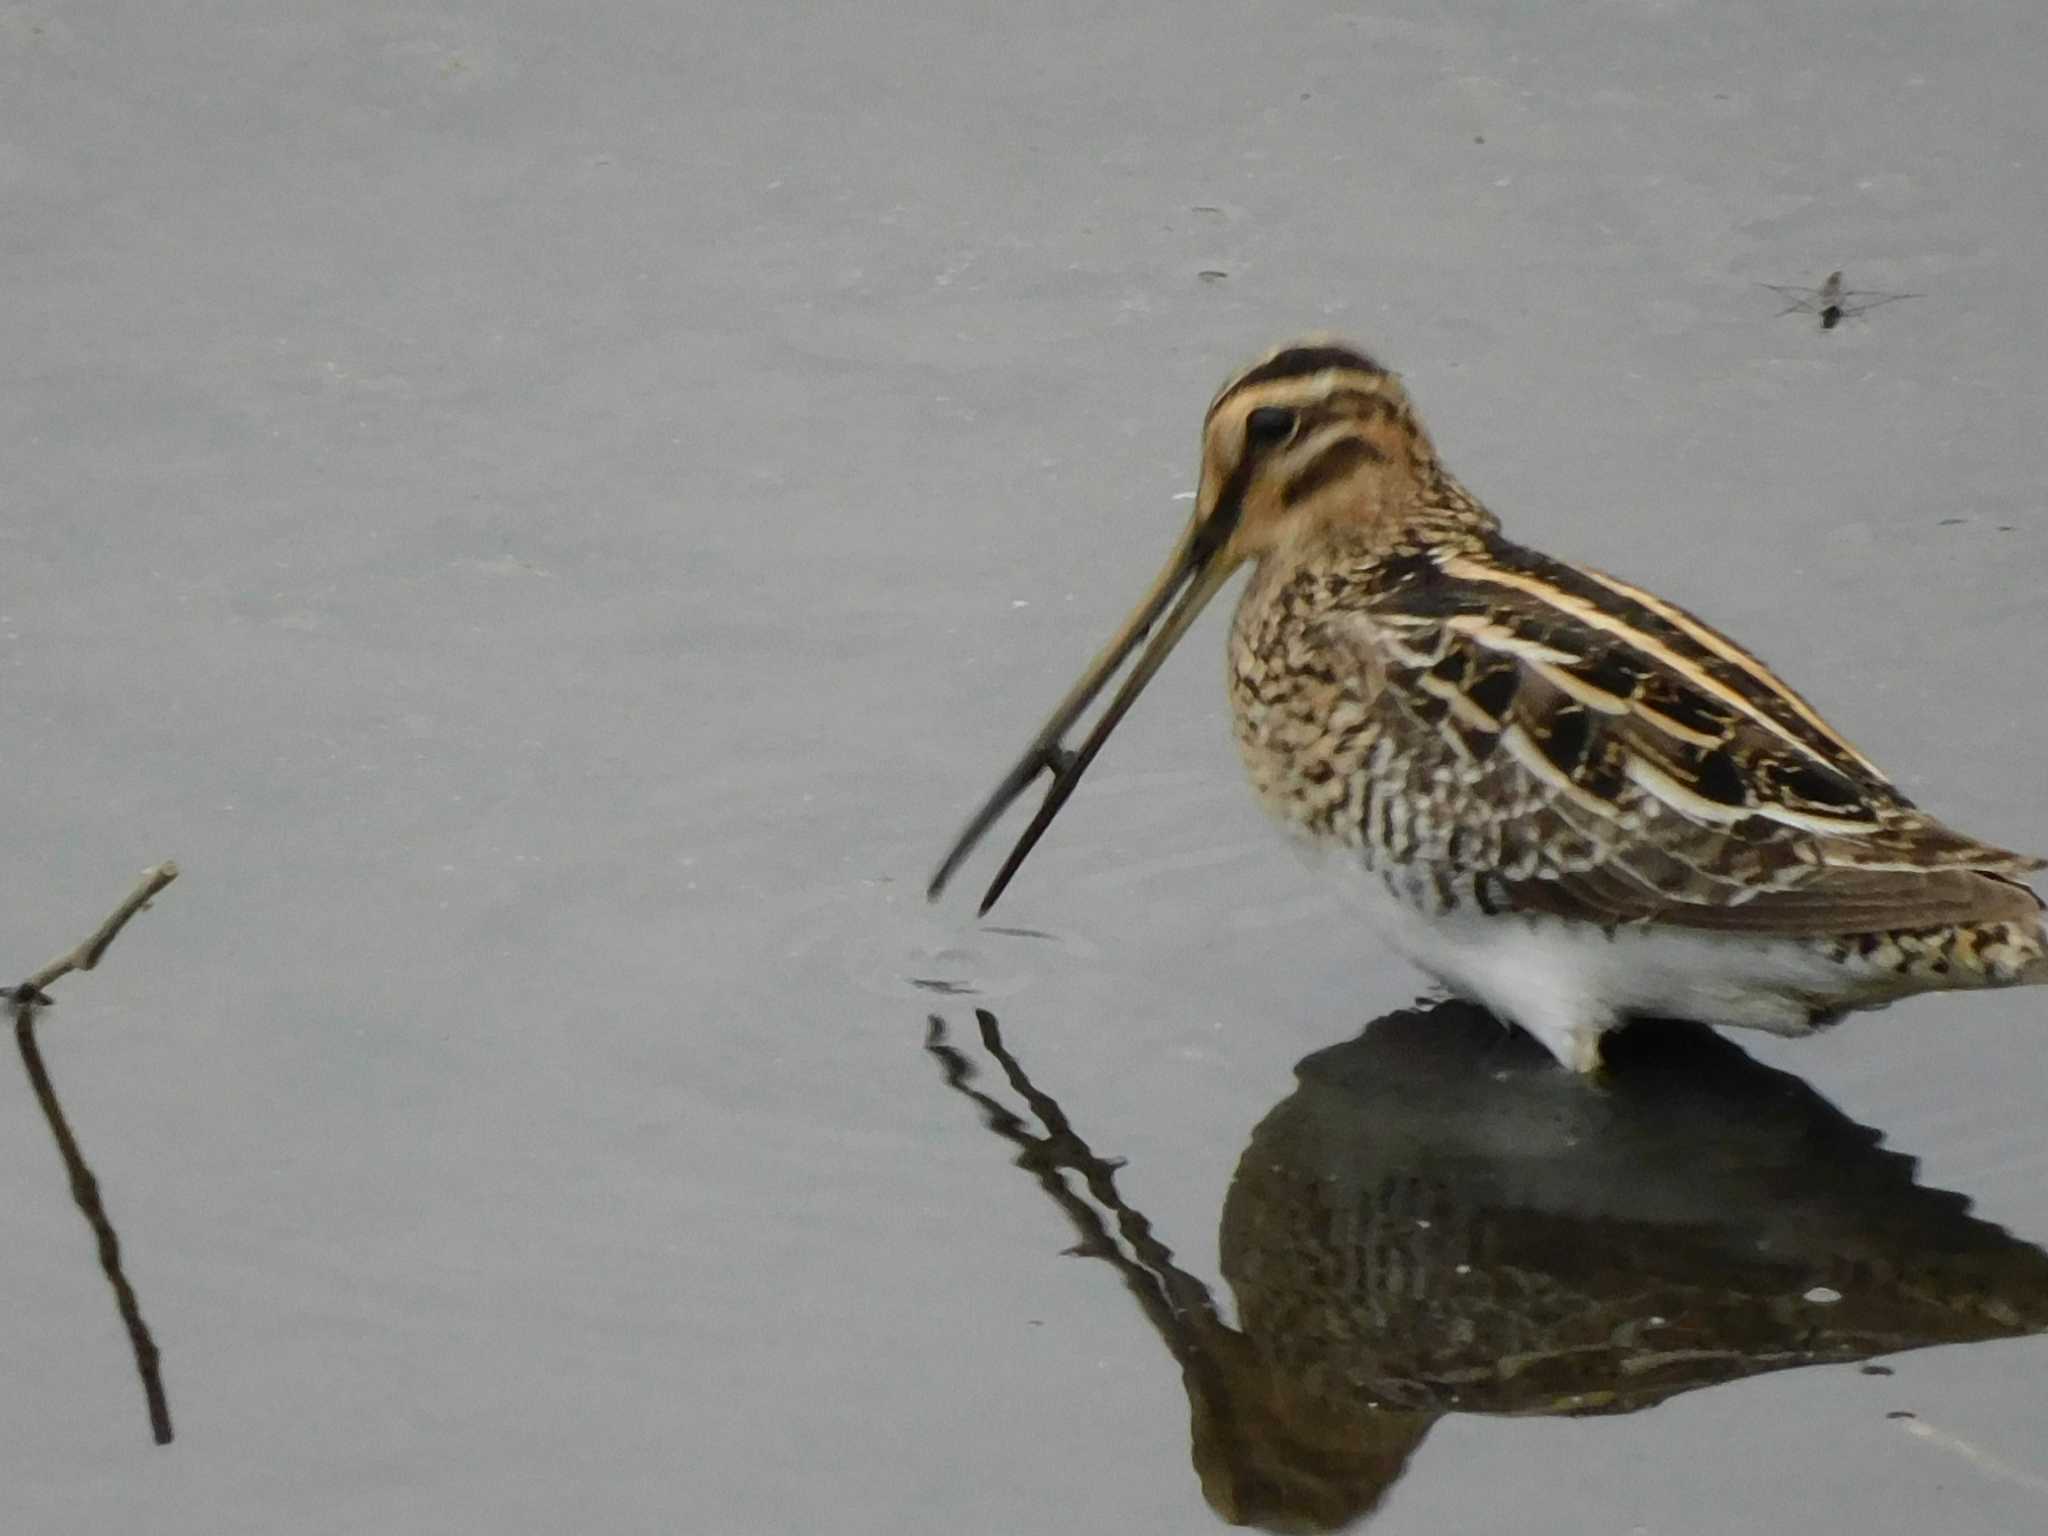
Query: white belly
1339,871,1865,1073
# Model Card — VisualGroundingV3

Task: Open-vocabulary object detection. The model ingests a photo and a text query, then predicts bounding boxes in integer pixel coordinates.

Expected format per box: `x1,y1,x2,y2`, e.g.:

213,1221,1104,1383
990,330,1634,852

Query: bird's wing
1327,540,2043,935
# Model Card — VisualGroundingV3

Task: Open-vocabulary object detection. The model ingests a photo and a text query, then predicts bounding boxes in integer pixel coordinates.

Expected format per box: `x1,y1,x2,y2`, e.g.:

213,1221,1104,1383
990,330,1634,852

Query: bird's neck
1257,474,1499,582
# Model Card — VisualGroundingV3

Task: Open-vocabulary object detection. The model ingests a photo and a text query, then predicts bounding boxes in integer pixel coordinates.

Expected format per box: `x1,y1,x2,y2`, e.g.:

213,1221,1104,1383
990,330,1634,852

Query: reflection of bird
928,1005,2048,1533
931,341,2044,1071
1762,270,1919,330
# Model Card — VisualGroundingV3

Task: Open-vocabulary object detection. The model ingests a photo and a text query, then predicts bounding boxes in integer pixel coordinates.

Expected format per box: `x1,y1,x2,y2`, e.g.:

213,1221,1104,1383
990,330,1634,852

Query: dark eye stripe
1280,435,1386,506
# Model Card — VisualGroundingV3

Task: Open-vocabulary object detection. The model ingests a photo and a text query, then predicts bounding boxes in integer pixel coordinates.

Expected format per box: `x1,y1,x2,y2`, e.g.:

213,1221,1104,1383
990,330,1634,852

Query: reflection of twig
9,863,180,1447
14,1020,173,1445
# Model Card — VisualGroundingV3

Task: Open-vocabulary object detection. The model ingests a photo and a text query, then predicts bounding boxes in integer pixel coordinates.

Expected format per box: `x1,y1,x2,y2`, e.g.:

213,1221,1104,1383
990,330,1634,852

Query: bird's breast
1226,560,1385,847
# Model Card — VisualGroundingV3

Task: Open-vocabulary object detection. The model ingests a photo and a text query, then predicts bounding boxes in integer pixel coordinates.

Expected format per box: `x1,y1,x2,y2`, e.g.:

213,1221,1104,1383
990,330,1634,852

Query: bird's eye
1244,406,1298,448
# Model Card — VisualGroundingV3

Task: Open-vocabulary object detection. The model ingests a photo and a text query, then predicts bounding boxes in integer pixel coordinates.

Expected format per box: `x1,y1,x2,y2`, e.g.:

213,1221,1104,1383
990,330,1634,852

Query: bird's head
1194,339,1438,567
929,338,1446,913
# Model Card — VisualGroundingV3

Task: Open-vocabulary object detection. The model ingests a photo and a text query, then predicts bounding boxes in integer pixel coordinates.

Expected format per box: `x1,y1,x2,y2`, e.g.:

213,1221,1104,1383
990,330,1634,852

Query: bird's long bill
928,515,1237,915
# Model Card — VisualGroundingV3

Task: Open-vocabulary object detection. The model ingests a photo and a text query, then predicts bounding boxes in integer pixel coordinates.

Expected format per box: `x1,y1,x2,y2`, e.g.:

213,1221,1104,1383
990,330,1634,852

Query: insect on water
1761,270,1919,331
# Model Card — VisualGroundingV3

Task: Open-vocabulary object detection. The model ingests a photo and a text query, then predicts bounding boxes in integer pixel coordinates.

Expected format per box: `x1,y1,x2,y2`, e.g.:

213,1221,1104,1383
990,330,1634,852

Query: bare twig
17,861,178,1002
9,861,181,1447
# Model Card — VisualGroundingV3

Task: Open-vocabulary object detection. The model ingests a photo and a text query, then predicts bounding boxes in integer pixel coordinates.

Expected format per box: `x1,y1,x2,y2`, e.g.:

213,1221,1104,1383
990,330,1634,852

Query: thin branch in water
20,861,179,1000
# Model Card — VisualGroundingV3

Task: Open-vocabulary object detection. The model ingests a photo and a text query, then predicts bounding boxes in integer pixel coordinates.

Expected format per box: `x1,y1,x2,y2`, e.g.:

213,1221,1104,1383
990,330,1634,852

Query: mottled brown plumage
932,338,2046,1070
1228,498,2042,935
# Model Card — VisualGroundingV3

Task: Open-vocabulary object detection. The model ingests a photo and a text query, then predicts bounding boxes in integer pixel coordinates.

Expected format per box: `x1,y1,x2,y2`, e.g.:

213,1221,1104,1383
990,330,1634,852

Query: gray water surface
3,3,2044,1532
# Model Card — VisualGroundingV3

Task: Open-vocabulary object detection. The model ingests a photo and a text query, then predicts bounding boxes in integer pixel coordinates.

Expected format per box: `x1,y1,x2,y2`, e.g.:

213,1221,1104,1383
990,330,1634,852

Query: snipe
931,340,2045,1071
